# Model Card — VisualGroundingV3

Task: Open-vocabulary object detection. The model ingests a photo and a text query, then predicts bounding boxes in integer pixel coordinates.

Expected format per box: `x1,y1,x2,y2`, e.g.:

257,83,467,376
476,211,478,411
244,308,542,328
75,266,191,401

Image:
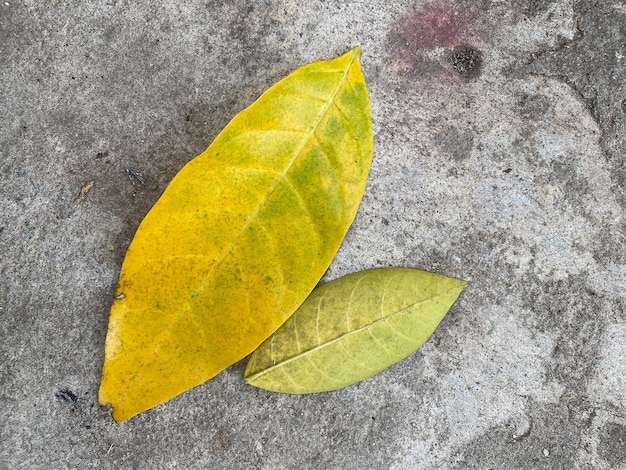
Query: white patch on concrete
587,264,626,300
589,323,626,407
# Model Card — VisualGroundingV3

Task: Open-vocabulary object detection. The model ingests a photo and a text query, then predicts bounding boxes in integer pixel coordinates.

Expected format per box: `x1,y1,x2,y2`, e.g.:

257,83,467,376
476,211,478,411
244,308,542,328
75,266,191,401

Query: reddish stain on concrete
387,1,481,82
402,4,464,49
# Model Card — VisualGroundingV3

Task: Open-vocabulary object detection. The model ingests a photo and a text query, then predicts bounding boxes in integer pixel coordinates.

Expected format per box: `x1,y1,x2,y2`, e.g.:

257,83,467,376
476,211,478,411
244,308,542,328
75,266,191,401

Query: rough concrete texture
1,0,625,468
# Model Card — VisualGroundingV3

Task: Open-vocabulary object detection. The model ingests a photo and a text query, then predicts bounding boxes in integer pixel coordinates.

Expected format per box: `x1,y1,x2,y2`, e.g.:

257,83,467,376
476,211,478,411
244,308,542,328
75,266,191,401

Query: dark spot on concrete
435,126,475,161
55,389,78,404
503,168,513,173
214,430,235,453
548,160,591,218
517,93,551,118
451,45,482,79
598,422,626,467
621,98,626,113
102,26,116,42
523,0,558,18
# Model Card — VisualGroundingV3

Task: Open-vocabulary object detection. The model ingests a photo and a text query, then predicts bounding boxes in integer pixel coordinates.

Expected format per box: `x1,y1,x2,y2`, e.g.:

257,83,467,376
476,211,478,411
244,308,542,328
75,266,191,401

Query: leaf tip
97,395,120,422
352,45,362,57
98,379,129,422
451,278,469,300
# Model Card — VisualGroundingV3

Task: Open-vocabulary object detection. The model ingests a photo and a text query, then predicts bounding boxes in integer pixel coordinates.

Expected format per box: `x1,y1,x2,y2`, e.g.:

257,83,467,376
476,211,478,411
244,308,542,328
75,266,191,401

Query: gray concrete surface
1,0,625,468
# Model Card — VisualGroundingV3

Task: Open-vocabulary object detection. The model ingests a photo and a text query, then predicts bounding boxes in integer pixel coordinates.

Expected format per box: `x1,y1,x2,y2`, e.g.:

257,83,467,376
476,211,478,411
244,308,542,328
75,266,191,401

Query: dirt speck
55,389,79,404
451,45,482,79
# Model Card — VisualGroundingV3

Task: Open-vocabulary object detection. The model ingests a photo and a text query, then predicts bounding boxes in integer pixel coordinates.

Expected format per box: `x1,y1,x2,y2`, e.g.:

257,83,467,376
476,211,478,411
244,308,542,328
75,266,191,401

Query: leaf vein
282,176,324,240
345,274,369,332
367,329,396,355
305,356,342,384
338,341,371,371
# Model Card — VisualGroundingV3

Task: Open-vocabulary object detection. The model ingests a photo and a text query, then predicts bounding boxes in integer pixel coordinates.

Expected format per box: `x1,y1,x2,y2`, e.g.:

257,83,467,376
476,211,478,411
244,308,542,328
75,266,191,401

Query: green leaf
244,268,467,393
99,47,373,421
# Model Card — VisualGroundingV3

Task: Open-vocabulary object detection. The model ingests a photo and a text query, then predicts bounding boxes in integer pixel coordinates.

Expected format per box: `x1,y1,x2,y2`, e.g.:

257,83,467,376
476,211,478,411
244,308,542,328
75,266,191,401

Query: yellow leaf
99,47,373,421
245,268,467,393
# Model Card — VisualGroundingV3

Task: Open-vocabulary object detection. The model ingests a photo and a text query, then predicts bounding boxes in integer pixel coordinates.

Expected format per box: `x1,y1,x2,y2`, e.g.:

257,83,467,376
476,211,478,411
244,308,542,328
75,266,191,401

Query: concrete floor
1,0,625,468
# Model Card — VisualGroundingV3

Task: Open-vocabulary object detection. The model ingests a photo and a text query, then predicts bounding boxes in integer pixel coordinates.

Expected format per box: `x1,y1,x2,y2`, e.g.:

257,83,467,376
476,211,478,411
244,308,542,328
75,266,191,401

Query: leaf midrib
185,49,358,313
245,282,465,383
